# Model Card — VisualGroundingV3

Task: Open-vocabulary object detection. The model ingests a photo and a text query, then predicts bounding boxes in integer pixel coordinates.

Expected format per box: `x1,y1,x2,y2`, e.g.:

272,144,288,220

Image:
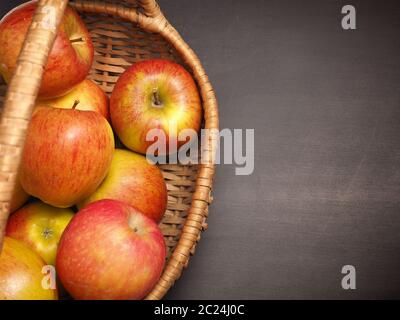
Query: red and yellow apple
110,59,202,155
20,106,114,208
6,201,74,265
79,149,167,222
0,237,58,300
38,79,109,120
56,199,166,300
0,1,94,99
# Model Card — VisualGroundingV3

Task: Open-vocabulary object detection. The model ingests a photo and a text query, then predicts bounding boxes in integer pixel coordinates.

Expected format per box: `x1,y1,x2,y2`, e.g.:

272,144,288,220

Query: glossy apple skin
0,237,58,300
79,149,167,222
110,59,202,155
57,199,166,300
20,107,115,208
6,202,74,265
0,2,94,99
38,79,109,120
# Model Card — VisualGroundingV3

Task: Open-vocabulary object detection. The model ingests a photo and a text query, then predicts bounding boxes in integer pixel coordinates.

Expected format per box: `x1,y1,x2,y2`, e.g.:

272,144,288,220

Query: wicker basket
0,0,218,300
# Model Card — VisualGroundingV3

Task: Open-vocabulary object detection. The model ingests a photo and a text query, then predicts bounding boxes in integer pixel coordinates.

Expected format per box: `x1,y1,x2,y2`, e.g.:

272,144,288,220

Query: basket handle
138,0,161,18
0,0,69,252
71,0,162,33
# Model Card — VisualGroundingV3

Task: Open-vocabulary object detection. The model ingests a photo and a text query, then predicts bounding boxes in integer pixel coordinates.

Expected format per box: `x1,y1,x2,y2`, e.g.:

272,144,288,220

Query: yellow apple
38,79,109,120
79,149,167,222
0,237,58,300
6,202,74,265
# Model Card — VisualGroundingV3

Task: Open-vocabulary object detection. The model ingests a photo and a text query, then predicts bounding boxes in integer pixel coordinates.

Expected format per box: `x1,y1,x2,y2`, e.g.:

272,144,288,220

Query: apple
38,79,109,120
9,180,29,213
6,201,74,265
20,105,115,208
79,149,167,222
57,199,166,300
0,1,94,99
0,237,58,300
110,59,202,155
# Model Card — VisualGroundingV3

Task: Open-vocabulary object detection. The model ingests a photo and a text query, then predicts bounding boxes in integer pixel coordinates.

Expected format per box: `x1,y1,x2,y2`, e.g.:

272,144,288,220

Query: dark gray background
3,0,400,299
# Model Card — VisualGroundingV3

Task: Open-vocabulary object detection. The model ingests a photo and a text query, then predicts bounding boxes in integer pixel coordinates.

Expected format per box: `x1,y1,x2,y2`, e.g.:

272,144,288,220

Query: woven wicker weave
0,0,218,300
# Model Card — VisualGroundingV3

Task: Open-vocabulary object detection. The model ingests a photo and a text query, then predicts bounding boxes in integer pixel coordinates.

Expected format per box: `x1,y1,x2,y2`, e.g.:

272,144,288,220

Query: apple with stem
38,79,109,120
20,102,114,208
79,149,167,222
0,237,58,300
0,1,94,99
110,59,202,155
57,199,166,300
6,201,74,265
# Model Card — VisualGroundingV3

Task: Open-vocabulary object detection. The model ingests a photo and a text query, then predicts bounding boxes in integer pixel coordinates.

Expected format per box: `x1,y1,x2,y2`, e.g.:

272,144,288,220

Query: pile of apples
0,2,202,300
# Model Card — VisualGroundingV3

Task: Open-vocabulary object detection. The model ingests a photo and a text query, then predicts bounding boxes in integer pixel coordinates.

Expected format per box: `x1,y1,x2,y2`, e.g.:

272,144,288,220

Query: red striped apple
57,199,166,300
0,1,94,99
79,149,167,222
6,202,74,265
110,59,202,155
20,106,114,208
0,237,58,300
38,79,109,120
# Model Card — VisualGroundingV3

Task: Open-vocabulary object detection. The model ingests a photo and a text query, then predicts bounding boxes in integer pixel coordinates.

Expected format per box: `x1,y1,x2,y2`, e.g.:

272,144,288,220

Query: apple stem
152,89,162,107
70,37,84,44
72,100,80,110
